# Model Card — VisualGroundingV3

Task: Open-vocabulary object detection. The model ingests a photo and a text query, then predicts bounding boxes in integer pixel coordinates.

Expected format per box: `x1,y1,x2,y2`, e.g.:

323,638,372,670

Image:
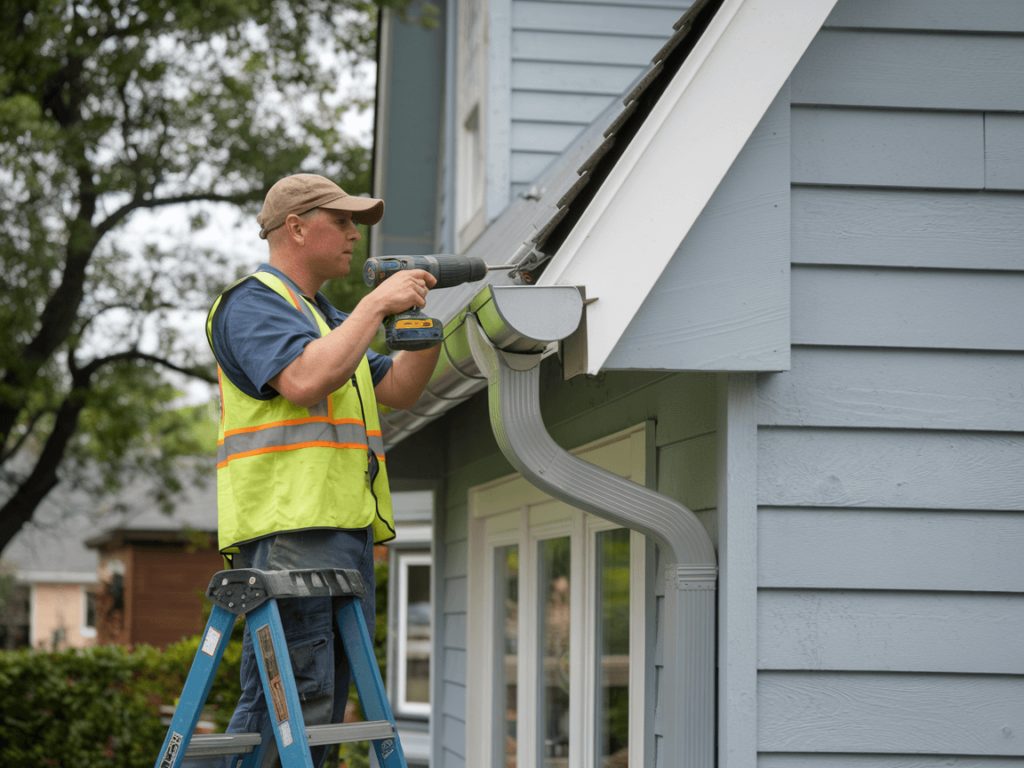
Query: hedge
0,630,243,768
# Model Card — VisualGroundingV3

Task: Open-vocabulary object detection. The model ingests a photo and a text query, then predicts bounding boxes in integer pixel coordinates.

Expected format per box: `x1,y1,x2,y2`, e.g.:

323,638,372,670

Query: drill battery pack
384,314,444,351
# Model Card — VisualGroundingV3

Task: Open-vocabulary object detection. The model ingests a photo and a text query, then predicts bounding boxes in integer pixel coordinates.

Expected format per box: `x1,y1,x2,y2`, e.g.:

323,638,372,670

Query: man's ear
284,213,305,244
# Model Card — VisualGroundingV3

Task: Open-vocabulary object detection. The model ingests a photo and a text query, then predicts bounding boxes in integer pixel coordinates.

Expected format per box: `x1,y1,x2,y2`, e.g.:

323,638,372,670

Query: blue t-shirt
210,264,393,400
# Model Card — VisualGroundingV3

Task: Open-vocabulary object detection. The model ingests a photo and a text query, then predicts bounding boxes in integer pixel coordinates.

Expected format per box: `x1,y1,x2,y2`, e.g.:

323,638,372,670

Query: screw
222,578,228,585
249,577,256,584
228,602,234,608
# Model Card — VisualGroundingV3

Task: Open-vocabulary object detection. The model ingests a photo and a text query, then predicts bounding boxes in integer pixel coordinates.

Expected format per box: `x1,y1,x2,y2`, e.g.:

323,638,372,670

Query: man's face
304,209,361,280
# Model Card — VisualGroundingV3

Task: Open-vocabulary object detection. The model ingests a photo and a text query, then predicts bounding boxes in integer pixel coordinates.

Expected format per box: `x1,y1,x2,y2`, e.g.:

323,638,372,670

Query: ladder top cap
206,568,367,614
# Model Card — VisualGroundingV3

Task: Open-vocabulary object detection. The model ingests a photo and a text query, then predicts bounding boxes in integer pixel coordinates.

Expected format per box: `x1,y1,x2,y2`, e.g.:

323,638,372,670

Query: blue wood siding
507,0,692,198
756,1,1024,765
435,500,469,767
605,86,792,372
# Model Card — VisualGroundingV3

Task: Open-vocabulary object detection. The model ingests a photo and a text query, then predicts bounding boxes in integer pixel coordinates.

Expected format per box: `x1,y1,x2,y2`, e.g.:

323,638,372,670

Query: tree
0,0,420,553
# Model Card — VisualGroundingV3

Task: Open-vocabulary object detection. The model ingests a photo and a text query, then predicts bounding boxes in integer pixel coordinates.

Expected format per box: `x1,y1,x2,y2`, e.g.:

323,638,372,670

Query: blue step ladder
153,568,407,768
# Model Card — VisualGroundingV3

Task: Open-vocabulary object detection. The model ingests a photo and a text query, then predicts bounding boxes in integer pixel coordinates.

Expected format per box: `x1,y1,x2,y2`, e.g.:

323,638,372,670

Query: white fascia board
538,0,838,376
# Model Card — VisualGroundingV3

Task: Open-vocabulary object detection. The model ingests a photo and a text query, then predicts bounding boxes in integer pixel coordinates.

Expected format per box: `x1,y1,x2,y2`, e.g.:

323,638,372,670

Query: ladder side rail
245,599,318,768
335,598,409,768
153,606,238,768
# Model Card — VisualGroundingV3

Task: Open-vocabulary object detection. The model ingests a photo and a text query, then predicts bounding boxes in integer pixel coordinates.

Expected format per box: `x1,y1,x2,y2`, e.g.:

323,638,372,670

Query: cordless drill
364,254,499,351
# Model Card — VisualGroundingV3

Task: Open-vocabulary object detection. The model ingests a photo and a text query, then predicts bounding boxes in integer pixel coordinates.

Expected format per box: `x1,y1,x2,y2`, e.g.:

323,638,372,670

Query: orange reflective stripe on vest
217,417,384,468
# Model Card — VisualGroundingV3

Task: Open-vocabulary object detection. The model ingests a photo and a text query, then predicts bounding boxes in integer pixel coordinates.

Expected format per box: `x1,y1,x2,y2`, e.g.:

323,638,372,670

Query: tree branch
0,389,88,553
80,349,216,384
0,408,54,465
96,190,264,239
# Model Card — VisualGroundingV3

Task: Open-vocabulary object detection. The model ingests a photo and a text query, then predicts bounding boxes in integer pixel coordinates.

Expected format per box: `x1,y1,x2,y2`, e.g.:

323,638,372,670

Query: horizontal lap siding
760,757,1024,768
759,673,1024,755
792,188,1024,271
757,2,1024,763
436,500,469,765
758,590,1024,674
758,509,1024,593
508,0,691,188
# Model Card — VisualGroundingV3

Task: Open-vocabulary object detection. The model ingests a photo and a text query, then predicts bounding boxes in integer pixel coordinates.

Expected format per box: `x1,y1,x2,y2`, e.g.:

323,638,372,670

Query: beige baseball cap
257,174,385,238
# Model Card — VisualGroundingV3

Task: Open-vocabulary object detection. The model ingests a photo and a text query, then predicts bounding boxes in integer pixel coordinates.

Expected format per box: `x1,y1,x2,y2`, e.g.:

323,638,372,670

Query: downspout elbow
466,313,716,569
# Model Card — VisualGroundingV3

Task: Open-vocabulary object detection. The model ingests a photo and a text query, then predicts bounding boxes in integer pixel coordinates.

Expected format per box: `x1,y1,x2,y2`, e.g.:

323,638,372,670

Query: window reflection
404,563,431,704
596,528,630,767
539,537,572,768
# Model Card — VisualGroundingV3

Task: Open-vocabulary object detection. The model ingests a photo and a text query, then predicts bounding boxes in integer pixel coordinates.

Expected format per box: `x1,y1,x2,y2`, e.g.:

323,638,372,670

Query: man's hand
364,269,438,318
369,268,443,409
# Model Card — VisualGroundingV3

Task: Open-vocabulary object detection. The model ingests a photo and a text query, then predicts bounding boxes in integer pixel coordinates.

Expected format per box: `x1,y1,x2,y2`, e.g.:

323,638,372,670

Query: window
394,551,432,717
455,0,487,248
467,426,649,768
81,587,97,638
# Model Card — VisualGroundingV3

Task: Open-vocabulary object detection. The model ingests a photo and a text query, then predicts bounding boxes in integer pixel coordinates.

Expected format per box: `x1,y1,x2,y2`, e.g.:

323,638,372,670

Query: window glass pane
595,529,631,767
405,563,431,704
85,590,97,629
538,537,572,768
494,545,519,768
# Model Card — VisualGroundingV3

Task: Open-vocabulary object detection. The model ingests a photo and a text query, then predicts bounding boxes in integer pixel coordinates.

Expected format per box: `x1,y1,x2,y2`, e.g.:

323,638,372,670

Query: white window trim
466,424,649,768
395,551,432,717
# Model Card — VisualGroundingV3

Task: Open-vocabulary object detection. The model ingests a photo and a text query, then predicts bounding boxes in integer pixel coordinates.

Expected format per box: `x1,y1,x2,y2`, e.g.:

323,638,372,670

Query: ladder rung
185,733,261,757
307,721,396,745
184,721,396,756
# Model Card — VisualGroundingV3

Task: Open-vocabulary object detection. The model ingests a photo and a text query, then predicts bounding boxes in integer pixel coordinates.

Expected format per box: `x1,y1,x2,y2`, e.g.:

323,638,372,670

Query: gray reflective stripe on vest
367,434,385,457
218,420,371,464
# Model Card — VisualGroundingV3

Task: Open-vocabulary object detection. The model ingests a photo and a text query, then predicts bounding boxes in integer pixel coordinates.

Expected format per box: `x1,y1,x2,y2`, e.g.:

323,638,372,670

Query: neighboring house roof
2,465,218,581
3,502,102,584
381,0,837,444
83,474,218,549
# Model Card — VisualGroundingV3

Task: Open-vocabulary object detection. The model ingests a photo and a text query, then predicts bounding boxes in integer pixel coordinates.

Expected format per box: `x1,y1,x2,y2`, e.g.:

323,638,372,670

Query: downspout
463,306,717,768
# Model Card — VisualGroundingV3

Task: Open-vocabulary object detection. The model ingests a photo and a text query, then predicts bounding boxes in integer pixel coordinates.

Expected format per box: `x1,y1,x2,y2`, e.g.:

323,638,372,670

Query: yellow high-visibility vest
206,271,395,556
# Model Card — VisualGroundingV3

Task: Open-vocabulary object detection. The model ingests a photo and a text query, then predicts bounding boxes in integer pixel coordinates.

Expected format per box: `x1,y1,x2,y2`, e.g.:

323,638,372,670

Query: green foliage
0,631,244,767
0,644,170,767
0,0,426,552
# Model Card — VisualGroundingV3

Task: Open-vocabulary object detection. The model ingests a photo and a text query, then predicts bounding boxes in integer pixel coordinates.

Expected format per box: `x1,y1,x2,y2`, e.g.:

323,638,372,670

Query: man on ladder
204,174,440,767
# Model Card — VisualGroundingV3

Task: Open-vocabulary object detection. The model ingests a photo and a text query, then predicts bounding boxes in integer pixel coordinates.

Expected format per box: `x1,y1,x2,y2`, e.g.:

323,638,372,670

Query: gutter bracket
465,313,717,768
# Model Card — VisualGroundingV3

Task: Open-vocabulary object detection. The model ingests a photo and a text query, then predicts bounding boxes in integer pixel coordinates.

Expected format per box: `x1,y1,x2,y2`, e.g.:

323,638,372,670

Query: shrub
0,627,244,767
0,644,165,767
